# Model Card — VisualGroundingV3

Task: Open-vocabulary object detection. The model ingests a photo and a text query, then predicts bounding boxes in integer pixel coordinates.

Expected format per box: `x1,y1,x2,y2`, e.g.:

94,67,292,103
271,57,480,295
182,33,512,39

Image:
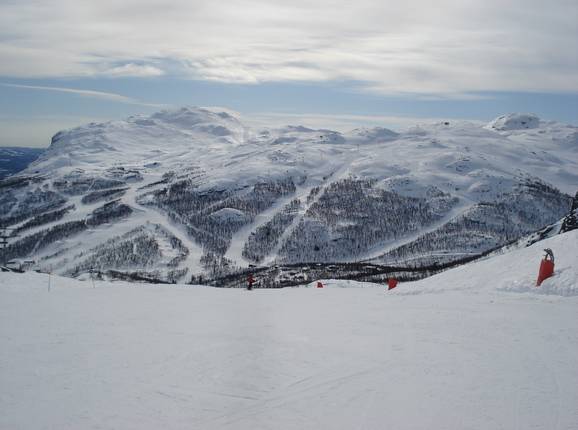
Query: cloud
0,83,167,107
0,0,576,96
102,63,165,77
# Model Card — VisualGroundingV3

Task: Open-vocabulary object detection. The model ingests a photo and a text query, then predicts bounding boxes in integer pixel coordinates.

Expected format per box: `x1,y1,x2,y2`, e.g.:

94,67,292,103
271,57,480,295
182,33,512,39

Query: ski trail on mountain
262,160,354,265
359,198,475,262
225,149,356,267
123,178,204,274
224,192,302,266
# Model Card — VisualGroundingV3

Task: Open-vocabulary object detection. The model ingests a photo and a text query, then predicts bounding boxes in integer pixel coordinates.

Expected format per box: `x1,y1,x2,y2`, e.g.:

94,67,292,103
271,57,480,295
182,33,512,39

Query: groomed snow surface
1,231,577,430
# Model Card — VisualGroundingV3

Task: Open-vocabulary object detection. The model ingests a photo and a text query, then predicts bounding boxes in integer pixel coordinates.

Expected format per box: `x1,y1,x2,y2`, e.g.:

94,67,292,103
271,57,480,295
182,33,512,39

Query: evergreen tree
561,191,578,233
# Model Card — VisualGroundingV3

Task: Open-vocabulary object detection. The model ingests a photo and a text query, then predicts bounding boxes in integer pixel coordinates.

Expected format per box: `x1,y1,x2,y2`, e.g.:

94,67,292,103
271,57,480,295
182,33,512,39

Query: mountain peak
487,113,541,131
150,106,241,128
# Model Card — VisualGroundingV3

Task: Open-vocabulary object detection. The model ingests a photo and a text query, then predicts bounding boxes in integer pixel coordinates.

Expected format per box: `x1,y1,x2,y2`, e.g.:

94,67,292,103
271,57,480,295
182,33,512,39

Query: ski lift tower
0,227,18,268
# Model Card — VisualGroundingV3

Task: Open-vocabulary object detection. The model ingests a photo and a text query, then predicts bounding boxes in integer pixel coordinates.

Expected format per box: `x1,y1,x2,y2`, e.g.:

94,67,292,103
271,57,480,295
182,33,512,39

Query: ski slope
1,230,577,429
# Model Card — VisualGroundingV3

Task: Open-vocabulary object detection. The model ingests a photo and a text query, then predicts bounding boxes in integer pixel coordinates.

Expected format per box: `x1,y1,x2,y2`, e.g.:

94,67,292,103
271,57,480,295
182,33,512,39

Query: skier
247,273,254,290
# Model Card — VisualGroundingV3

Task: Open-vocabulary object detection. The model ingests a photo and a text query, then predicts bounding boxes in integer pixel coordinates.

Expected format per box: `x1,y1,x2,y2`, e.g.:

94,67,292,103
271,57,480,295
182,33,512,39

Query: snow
487,113,540,131
8,107,578,276
210,208,250,223
28,109,578,197
1,231,577,430
390,229,578,297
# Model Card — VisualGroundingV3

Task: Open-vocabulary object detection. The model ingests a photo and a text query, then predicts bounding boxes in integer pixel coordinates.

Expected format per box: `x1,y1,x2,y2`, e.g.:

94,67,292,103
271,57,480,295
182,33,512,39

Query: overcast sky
1,0,577,146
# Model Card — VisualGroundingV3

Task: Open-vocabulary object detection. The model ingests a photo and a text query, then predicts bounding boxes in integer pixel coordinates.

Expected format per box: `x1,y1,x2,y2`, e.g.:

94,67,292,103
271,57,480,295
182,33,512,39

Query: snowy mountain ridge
1,107,576,282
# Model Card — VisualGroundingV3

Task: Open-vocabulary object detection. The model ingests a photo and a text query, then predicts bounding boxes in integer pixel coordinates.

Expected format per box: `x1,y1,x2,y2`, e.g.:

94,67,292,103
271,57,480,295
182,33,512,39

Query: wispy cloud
1,83,166,107
0,1,576,97
101,63,165,78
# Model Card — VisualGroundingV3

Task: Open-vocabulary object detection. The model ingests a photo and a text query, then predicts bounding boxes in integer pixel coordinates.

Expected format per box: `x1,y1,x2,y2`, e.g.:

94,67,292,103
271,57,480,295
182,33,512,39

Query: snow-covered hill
1,229,576,430
0,108,576,281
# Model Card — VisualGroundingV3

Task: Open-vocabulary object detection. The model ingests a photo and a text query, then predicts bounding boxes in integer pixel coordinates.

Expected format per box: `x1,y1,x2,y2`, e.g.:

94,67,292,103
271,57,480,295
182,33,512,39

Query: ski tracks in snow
194,365,381,429
512,326,562,430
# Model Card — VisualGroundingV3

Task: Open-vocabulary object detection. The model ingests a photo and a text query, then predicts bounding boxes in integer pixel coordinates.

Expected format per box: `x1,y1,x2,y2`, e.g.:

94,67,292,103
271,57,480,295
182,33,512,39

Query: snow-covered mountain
1,108,576,282
0,147,44,179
